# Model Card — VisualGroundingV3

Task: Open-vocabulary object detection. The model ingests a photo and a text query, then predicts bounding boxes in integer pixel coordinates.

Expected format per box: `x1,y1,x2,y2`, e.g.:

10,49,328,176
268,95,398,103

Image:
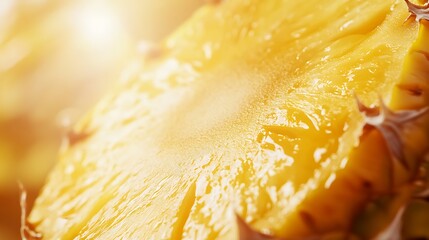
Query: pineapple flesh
29,0,429,239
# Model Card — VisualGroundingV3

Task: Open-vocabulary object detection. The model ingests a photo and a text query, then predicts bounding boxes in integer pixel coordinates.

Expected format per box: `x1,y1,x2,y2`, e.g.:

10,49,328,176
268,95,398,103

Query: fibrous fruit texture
29,0,429,239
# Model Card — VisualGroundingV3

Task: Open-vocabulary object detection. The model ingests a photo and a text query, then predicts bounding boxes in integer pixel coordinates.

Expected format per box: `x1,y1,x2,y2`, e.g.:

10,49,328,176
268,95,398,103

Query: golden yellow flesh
29,0,427,239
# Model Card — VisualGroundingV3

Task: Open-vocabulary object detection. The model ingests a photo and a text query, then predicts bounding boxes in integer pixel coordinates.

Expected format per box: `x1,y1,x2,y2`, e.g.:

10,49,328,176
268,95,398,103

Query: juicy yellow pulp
29,0,428,239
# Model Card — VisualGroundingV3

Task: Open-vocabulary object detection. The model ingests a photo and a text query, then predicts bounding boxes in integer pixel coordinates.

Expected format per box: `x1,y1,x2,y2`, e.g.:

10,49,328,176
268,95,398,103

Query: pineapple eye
405,0,429,22
355,95,429,170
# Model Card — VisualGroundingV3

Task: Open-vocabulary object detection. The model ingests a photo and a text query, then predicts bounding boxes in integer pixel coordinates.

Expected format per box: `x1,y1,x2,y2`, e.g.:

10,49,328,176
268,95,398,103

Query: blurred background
0,0,202,238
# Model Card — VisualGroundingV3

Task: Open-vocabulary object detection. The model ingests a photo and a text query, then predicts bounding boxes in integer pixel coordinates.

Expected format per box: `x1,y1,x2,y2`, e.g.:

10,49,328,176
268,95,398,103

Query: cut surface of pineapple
29,0,429,239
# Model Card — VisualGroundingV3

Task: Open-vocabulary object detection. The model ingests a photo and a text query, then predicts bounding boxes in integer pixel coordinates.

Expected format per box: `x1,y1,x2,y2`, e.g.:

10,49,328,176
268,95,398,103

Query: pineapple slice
29,0,429,239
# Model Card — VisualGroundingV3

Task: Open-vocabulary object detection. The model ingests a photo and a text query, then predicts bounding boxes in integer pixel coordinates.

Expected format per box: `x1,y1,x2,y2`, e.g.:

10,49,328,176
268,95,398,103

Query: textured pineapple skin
29,0,429,239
